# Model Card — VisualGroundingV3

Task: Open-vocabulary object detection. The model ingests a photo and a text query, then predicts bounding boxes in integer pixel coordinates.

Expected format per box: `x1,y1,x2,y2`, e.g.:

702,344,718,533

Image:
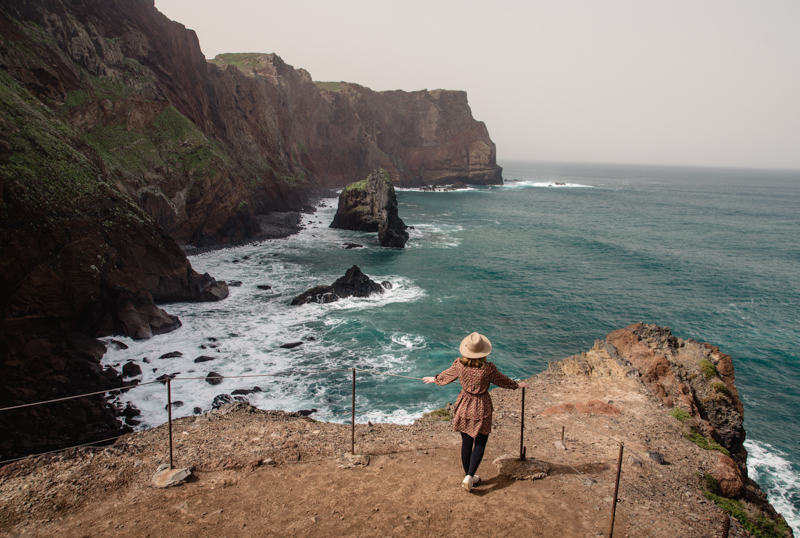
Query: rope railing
0,366,721,537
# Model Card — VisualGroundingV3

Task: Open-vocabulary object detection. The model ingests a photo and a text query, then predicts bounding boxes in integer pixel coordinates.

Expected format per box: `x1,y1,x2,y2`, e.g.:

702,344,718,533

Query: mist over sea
102,161,800,531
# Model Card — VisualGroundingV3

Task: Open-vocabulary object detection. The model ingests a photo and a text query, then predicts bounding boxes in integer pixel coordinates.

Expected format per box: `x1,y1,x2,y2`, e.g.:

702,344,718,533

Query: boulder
711,454,744,498
336,453,370,469
122,361,142,378
206,372,224,385
290,266,384,305
152,464,192,488
330,169,409,248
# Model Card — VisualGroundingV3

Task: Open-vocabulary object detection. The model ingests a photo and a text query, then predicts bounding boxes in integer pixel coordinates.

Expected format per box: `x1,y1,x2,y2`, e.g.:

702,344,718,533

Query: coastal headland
0,324,792,537
0,1,794,535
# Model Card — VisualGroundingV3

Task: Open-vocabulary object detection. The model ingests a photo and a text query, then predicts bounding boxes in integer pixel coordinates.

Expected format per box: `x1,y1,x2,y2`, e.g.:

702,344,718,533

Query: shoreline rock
290,265,385,306
330,169,409,248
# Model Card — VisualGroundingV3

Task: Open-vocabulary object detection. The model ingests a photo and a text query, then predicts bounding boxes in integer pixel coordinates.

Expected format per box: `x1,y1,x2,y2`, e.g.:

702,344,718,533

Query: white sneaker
461,475,473,492
472,475,481,486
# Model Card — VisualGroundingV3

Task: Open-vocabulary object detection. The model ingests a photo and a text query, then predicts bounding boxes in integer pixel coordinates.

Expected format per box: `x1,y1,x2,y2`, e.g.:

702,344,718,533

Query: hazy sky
155,0,800,170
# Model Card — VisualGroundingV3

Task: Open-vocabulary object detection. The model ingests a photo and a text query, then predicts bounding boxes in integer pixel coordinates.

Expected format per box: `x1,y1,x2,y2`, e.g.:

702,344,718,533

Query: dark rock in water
257,285,272,290
156,373,179,384
381,281,392,290
165,400,184,410
159,351,183,359
142,357,151,364
297,409,318,416
232,386,263,395
206,371,224,385
280,342,303,349
122,361,142,378
306,336,316,341
212,394,247,410
228,281,243,287
291,265,385,305
109,339,129,350
194,356,216,363
193,407,203,415
207,337,218,342
120,403,141,420
200,343,219,349
330,169,409,248
343,243,364,249
190,272,229,302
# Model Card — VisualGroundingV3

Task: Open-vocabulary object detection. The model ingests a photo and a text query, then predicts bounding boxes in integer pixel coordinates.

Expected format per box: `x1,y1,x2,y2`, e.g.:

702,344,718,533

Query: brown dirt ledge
0,328,792,538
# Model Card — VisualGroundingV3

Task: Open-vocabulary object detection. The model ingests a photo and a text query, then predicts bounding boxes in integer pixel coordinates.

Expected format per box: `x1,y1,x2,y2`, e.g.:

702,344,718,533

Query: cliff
0,0,501,459
0,325,791,537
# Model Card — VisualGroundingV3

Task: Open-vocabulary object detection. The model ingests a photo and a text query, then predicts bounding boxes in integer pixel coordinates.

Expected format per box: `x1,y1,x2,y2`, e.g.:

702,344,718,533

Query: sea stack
330,169,409,248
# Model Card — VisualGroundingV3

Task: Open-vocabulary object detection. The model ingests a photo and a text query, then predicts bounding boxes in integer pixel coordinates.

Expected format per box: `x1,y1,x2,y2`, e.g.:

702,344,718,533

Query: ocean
101,161,800,531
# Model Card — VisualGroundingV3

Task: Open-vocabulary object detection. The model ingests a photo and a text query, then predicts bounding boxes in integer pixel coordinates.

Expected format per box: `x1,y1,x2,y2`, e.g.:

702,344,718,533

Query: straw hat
460,332,492,358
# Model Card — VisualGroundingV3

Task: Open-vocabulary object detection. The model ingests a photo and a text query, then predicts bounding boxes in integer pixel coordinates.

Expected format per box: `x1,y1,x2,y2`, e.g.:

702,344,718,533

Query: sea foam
745,439,799,533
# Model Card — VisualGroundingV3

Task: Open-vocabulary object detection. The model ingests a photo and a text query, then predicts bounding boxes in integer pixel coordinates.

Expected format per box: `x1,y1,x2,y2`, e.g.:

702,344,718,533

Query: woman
423,332,528,492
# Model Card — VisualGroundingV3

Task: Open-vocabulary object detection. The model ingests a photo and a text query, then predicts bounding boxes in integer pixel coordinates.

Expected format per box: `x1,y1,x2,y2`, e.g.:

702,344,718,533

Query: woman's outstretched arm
423,359,460,385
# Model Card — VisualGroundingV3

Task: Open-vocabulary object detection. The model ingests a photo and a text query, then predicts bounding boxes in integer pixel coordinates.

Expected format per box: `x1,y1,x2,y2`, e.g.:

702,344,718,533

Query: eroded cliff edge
0,324,791,537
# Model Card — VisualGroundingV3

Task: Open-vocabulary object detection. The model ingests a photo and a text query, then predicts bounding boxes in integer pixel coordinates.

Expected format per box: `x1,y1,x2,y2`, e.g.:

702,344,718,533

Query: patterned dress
434,358,519,437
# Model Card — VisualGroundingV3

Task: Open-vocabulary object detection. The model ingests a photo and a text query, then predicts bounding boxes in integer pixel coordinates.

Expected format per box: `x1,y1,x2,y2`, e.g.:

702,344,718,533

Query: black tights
460,432,489,476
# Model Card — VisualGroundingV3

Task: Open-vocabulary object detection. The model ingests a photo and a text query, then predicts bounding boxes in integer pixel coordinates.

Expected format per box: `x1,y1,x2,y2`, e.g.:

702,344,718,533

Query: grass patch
684,432,730,456
702,472,720,495
711,381,729,395
703,492,791,538
700,359,717,378
424,408,451,421
209,53,267,71
669,408,691,423
315,81,343,92
0,71,100,204
344,179,368,193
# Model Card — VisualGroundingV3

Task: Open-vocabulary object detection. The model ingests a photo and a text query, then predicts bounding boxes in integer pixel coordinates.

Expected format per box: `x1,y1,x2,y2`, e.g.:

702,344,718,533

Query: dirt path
1,374,740,538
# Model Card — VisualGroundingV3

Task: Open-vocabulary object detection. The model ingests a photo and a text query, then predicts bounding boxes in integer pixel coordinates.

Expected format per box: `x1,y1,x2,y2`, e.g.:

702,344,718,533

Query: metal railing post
519,387,526,460
351,368,356,455
607,443,624,537
167,378,174,469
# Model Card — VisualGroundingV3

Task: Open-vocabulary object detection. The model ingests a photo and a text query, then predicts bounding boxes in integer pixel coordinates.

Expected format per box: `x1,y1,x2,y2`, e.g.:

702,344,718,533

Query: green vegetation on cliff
81,105,229,184
209,53,268,71
702,492,791,538
315,81,344,92
0,71,100,209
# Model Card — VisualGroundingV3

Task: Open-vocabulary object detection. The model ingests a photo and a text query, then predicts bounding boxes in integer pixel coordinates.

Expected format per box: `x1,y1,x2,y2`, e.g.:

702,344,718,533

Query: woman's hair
459,356,486,368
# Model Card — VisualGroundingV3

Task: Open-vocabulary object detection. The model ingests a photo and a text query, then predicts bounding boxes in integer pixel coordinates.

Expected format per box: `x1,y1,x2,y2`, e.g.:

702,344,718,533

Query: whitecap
745,439,799,534
500,181,594,189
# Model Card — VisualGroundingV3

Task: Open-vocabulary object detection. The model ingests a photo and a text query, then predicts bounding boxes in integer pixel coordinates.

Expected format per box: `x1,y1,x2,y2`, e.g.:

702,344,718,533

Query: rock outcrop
543,323,747,473
330,169,409,248
290,266,386,306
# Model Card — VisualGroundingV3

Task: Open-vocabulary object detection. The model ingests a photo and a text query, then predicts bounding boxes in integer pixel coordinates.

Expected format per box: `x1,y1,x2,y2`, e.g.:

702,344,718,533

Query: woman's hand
423,376,436,384
518,381,528,389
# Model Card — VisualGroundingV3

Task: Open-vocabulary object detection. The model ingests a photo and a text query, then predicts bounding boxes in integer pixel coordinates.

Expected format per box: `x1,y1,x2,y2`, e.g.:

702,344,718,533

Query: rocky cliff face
544,324,747,474
330,169,409,247
0,0,502,461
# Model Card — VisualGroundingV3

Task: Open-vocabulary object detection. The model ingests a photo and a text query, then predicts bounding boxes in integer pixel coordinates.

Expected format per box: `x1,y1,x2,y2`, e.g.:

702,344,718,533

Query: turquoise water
103,161,800,530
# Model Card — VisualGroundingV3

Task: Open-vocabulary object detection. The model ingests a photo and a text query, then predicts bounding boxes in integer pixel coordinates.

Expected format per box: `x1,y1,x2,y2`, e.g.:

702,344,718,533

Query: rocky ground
0,359,781,538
